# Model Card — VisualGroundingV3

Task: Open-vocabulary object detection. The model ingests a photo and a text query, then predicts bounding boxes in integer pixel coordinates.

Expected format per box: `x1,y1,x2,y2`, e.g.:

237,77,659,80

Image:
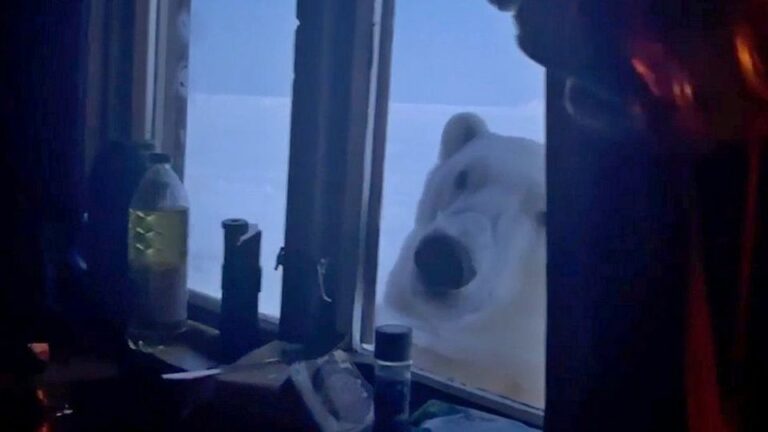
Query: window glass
185,0,296,316
375,1,546,407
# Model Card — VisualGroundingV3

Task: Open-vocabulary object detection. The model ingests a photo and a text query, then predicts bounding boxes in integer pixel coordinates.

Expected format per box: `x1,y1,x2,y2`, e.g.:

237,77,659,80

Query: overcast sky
189,0,543,107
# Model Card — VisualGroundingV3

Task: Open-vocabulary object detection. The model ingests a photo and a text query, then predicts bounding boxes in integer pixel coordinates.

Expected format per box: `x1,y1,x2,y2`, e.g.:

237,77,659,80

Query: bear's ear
440,112,488,161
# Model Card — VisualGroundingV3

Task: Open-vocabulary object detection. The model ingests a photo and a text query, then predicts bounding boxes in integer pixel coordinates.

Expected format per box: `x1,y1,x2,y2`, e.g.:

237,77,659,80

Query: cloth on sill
290,350,373,432
412,400,539,432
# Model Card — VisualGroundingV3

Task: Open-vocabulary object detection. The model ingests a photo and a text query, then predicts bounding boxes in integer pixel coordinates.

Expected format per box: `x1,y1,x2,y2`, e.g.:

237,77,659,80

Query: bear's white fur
380,112,546,407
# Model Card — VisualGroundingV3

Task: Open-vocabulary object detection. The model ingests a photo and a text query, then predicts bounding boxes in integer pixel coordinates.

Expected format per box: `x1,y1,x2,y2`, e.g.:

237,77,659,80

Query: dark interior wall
545,73,689,431
0,1,87,355
537,1,768,429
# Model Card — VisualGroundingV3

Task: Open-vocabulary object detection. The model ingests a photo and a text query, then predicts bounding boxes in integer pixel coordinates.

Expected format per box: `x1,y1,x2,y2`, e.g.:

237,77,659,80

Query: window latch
317,257,333,303
274,247,285,270
274,247,332,303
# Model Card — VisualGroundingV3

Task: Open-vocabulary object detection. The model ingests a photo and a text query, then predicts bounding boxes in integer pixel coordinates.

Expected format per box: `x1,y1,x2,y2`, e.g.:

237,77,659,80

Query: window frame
159,0,546,427
277,0,382,355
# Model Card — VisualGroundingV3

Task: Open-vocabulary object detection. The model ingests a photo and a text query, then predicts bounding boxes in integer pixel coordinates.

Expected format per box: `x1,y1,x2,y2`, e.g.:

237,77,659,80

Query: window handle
274,247,285,271
317,258,333,303
275,248,332,303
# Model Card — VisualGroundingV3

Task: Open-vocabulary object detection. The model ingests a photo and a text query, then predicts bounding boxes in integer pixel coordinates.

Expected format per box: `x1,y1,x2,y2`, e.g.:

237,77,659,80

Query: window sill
188,289,280,340
186,290,544,430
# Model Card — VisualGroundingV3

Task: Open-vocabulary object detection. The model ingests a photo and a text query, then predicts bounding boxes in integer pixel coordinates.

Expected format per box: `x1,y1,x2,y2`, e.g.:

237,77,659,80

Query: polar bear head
383,112,546,329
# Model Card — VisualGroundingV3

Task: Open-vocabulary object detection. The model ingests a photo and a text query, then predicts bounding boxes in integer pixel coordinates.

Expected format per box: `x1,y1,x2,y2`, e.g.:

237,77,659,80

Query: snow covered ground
184,93,544,316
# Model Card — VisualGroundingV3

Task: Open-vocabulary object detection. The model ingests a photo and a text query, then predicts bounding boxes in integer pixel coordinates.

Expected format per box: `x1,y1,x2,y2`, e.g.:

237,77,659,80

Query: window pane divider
279,0,385,357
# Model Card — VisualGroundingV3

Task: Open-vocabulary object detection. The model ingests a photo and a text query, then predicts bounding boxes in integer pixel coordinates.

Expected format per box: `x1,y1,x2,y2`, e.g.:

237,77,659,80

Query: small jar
374,324,413,432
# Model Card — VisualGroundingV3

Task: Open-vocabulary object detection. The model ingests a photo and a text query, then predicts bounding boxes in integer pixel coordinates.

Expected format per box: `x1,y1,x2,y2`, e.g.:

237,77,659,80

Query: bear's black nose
414,232,476,292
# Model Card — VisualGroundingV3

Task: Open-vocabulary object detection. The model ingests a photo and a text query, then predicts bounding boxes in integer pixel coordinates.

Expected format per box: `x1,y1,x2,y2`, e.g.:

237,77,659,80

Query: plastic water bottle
374,324,413,432
126,152,189,351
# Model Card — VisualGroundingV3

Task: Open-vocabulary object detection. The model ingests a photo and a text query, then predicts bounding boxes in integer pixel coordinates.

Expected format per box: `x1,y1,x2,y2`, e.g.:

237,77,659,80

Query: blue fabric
412,400,539,432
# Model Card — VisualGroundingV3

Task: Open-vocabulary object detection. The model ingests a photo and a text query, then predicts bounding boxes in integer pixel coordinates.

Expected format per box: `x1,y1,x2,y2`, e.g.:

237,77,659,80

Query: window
142,0,544,425
184,0,296,317
371,1,546,410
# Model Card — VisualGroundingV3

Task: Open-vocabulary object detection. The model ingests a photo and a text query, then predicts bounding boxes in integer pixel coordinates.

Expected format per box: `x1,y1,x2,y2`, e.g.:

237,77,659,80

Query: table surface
2,324,312,431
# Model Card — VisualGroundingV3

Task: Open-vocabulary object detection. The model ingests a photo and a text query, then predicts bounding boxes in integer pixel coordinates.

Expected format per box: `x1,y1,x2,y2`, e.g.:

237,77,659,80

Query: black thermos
220,218,262,362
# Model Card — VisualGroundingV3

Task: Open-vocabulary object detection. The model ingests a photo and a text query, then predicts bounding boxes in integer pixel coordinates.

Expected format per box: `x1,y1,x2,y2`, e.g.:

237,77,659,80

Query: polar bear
381,112,546,407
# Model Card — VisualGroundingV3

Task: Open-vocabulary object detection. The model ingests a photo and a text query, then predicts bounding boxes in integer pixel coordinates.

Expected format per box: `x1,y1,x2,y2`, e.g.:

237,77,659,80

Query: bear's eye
454,170,469,192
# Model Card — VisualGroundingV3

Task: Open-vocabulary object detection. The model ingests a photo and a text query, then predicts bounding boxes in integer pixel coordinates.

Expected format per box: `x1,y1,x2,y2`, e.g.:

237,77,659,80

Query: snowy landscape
184,94,544,316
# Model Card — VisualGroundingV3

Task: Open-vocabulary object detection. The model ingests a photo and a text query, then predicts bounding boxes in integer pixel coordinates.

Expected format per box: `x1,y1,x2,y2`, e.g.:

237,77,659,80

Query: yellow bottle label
128,208,189,324
128,208,188,267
